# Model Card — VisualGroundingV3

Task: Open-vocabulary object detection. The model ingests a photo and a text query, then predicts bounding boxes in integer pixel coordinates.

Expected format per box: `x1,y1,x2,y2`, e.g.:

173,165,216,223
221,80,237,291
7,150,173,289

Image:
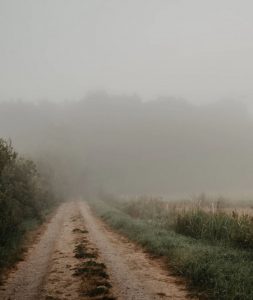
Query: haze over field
1,1,253,197
2,2,253,299
0,96,253,197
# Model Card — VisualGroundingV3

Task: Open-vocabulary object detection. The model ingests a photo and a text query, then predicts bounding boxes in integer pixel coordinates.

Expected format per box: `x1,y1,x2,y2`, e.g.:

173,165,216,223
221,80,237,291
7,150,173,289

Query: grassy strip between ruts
88,198,253,300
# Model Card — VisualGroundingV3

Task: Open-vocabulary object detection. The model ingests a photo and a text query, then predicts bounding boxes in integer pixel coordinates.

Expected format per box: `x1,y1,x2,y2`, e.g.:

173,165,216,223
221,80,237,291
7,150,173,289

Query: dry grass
90,194,253,299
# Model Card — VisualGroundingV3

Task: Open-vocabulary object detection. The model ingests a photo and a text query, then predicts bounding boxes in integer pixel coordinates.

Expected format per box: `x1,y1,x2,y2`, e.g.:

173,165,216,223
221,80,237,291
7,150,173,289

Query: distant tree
0,139,16,174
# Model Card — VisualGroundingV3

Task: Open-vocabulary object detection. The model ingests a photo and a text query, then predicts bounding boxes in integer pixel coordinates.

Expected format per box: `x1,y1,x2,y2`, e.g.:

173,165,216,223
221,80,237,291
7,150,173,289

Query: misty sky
1,0,253,103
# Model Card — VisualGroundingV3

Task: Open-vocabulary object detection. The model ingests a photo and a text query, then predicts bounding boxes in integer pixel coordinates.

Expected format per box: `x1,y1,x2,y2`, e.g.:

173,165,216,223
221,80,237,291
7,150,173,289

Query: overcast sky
1,0,253,103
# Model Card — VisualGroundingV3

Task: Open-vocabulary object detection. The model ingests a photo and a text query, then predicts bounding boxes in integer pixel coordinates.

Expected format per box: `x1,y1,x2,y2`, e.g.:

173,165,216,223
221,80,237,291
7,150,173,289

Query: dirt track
0,201,191,300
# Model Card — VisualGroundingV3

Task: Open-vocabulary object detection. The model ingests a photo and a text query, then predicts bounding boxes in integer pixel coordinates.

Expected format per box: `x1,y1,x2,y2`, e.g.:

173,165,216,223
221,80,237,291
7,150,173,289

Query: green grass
89,197,253,300
0,217,39,262
0,232,24,271
175,210,253,249
0,212,55,283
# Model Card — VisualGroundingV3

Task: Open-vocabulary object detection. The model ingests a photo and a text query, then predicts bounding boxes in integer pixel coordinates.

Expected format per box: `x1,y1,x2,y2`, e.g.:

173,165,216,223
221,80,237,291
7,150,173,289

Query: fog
1,1,253,198
0,94,252,197
1,1,253,103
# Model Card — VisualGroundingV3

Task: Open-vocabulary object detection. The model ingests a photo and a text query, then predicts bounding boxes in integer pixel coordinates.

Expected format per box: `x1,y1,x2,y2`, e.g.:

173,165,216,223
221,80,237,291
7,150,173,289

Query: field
89,194,253,300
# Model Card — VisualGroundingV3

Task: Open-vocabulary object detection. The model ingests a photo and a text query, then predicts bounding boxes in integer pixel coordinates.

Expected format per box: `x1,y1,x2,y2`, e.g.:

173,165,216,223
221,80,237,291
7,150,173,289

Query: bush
0,138,57,273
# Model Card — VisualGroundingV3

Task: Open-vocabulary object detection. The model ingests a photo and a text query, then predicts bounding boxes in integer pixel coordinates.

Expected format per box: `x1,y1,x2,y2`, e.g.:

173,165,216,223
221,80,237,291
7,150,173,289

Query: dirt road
0,201,191,300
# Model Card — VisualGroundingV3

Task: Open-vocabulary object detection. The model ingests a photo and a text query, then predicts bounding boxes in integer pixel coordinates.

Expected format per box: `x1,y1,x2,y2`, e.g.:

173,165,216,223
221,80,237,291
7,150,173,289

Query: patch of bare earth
42,209,114,300
0,201,196,300
0,202,115,300
79,201,194,300
40,205,82,300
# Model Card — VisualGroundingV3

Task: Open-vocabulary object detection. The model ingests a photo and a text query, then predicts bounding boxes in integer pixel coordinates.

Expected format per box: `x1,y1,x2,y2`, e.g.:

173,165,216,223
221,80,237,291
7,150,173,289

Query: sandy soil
40,203,82,300
79,201,191,300
0,201,193,300
0,203,68,300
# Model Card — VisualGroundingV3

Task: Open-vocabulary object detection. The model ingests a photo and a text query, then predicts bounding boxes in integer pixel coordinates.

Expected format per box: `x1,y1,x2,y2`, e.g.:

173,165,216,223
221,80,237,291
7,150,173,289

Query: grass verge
89,198,253,300
0,209,56,283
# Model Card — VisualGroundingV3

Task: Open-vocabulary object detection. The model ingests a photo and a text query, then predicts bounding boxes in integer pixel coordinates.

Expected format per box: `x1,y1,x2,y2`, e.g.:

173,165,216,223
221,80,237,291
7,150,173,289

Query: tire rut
79,201,192,300
0,203,68,300
0,201,194,300
0,202,116,300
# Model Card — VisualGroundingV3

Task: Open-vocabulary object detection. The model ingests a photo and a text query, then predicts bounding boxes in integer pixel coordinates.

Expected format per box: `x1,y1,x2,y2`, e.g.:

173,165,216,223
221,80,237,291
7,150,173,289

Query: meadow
89,194,253,299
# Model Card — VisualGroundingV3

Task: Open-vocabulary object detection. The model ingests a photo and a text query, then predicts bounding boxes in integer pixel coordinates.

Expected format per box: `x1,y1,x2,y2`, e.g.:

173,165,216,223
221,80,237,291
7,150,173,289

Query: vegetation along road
0,201,191,300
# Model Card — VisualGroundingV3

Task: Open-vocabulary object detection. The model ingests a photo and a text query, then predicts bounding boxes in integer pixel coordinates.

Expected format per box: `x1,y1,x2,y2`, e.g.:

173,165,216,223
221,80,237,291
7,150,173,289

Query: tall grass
89,195,253,299
175,210,253,249
119,196,253,249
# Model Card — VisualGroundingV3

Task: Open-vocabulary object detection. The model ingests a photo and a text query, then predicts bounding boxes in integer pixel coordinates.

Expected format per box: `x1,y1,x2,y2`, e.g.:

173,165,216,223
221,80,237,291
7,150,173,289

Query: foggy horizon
1,1,253,197
1,93,253,198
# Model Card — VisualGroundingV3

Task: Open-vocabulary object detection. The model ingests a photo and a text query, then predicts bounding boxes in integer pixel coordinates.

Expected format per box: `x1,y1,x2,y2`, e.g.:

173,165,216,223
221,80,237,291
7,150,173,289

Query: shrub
0,138,57,273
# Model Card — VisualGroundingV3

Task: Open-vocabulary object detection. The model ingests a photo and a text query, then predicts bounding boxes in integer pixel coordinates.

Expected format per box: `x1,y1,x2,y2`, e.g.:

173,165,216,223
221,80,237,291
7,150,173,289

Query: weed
73,237,114,299
85,285,109,297
72,228,88,234
74,262,108,278
74,244,97,259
